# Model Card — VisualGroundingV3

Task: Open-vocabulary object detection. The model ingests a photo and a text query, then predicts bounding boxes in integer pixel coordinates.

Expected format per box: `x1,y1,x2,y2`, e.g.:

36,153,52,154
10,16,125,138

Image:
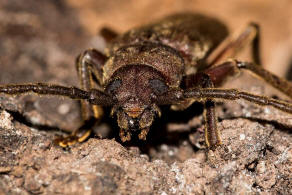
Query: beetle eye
106,79,121,94
149,79,168,95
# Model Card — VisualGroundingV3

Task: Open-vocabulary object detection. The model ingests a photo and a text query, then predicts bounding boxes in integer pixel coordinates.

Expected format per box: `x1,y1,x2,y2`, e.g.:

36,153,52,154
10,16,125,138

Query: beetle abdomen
107,13,229,67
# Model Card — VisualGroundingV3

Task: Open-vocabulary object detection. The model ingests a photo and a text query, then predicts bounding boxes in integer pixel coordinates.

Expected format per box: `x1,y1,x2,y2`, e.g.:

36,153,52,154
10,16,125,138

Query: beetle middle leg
56,49,108,147
195,58,292,149
203,21,292,98
205,60,292,98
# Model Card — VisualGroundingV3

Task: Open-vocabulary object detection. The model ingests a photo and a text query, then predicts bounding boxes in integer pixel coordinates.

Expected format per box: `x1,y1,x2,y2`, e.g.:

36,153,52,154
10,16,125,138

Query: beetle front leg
199,75,222,149
56,49,108,147
76,49,107,122
204,100,221,149
181,73,222,149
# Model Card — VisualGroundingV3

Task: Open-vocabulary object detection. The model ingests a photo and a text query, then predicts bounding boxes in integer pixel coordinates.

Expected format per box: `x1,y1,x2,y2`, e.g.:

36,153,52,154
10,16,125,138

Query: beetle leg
157,85,292,149
55,117,97,147
200,74,221,149
204,100,221,149
99,27,119,43
0,82,113,147
205,60,292,98
183,88,292,114
0,83,111,103
0,83,90,99
236,60,292,98
181,73,221,149
207,23,261,66
56,49,108,147
201,74,222,149
204,60,240,87
76,49,107,122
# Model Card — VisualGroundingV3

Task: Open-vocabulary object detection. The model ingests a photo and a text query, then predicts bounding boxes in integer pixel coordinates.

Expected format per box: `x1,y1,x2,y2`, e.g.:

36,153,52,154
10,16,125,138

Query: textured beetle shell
103,13,228,86
103,43,184,87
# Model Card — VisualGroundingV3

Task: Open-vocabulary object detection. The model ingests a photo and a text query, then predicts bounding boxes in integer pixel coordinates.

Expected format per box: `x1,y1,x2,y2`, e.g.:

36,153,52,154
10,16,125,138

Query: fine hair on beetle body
1,13,292,150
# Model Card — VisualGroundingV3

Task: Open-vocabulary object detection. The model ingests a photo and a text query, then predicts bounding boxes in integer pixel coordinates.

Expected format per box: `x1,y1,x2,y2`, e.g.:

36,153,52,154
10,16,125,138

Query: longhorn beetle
1,13,292,150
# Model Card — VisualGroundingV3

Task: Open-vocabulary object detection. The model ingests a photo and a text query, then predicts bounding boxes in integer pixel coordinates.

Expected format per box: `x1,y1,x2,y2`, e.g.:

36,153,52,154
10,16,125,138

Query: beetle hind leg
207,22,261,66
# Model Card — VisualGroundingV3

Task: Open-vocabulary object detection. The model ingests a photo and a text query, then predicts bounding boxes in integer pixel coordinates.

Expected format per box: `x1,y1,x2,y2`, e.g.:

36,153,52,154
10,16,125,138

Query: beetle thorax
103,42,185,88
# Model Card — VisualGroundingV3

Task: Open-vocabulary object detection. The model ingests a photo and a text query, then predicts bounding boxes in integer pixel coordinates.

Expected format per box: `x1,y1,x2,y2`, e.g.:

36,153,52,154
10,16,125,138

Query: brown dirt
0,1,292,194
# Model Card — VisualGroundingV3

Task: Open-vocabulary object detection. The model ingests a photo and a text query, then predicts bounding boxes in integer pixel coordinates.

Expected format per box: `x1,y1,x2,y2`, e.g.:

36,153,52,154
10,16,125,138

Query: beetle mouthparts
138,128,150,140
125,107,144,118
119,129,131,142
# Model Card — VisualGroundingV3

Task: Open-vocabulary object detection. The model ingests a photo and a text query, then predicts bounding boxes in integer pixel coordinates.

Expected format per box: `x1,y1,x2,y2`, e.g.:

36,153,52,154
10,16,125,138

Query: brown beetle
1,13,292,149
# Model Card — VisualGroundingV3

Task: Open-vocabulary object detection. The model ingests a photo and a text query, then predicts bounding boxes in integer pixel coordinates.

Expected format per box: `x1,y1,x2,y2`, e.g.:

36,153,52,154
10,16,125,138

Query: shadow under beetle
1,13,292,150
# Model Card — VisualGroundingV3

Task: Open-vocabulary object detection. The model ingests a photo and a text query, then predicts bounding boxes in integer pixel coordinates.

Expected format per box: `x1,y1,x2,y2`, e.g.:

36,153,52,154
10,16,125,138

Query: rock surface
0,104,292,194
0,1,292,194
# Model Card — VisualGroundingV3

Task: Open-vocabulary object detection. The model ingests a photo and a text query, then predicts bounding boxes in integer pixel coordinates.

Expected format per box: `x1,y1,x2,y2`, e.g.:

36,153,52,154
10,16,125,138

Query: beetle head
105,65,168,142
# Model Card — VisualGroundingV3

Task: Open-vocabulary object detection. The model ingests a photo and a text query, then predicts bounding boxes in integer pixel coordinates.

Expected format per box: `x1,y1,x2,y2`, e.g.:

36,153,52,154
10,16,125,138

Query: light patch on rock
30,115,41,124
160,191,168,195
256,161,266,174
170,162,186,193
160,144,168,151
239,134,246,141
58,103,70,115
0,110,14,130
275,146,291,164
264,107,271,114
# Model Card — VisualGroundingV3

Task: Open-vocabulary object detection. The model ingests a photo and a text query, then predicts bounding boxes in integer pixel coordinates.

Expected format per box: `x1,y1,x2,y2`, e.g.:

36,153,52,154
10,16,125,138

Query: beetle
1,13,292,150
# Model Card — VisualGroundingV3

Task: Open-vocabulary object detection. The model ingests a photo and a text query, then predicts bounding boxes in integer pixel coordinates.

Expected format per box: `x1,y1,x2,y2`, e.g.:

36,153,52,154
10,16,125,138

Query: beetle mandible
1,13,292,150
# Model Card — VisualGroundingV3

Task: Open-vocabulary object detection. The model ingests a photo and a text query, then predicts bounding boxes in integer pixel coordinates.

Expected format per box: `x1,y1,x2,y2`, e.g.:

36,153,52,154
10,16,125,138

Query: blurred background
68,0,292,78
0,0,292,131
